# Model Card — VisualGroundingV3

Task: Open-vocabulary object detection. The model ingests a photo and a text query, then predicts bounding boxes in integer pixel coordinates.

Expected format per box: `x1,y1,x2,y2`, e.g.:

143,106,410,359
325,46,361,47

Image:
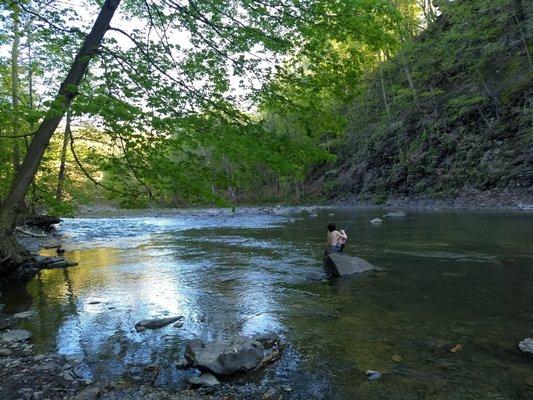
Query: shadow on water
1,208,532,399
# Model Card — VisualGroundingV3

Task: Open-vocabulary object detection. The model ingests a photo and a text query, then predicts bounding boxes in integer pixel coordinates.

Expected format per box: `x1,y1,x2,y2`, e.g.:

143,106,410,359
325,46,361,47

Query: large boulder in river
324,253,379,277
182,334,279,376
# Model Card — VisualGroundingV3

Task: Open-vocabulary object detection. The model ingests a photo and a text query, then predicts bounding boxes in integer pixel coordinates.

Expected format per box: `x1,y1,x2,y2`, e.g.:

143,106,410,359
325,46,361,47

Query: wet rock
262,388,278,400
173,321,184,328
33,354,46,362
0,348,12,356
366,370,382,380
33,391,44,400
184,336,266,375
305,271,327,282
135,316,183,332
13,310,36,319
176,358,189,369
253,332,278,349
518,338,533,355
370,218,383,224
383,211,407,218
1,329,32,342
74,386,101,400
323,253,379,277
188,372,220,387
60,370,75,381
450,343,463,353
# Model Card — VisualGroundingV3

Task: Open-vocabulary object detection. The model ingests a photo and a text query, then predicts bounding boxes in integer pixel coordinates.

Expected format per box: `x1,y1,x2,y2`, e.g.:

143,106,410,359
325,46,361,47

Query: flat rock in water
13,310,36,319
43,260,78,269
518,338,533,355
383,211,407,218
184,336,266,376
324,253,379,277
370,218,383,224
135,316,183,332
305,271,328,282
1,329,32,342
188,372,220,387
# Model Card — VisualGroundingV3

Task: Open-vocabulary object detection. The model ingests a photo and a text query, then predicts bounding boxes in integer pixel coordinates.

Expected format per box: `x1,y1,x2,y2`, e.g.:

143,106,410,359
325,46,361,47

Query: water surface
2,207,532,399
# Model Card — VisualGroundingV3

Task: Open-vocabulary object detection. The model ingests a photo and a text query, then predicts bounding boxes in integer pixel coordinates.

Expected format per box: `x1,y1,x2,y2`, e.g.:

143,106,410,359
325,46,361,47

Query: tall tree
0,0,122,273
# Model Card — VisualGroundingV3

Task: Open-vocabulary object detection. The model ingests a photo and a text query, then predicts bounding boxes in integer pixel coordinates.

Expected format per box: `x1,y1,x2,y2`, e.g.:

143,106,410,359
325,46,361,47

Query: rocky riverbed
0,309,289,400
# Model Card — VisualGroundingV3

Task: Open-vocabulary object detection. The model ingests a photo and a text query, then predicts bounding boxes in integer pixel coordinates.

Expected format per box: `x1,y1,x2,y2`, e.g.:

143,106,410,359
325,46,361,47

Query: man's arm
339,230,348,239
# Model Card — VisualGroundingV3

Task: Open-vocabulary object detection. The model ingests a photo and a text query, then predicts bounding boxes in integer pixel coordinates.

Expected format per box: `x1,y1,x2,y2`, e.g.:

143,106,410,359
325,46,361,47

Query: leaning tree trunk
56,108,71,201
0,0,122,275
11,5,21,172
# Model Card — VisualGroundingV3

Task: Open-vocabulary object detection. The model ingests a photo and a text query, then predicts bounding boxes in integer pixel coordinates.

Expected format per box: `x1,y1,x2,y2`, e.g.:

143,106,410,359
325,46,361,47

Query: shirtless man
326,222,348,253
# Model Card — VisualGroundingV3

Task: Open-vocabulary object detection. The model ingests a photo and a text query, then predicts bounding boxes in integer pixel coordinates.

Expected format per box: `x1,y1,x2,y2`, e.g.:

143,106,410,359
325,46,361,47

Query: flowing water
1,207,532,399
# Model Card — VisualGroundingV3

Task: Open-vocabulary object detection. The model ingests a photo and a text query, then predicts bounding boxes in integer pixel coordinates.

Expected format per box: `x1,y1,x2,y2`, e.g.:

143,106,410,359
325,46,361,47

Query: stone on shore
324,253,379,277
0,348,13,356
183,335,279,376
370,218,382,224
1,329,32,342
518,338,533,355
13,310,36,319
188,372,220,387
383,211,407,218
135,316,183,332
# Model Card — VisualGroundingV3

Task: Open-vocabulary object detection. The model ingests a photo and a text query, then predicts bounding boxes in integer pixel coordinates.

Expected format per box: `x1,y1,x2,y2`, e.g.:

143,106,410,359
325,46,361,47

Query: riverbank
0,310,284,400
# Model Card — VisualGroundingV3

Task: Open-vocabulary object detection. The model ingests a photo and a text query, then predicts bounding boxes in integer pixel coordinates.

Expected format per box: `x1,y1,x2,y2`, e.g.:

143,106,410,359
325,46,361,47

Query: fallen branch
15,226,48,237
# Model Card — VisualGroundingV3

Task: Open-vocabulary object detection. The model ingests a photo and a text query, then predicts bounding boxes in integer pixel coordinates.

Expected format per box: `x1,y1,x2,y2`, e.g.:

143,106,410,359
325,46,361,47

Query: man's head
327,222,336,232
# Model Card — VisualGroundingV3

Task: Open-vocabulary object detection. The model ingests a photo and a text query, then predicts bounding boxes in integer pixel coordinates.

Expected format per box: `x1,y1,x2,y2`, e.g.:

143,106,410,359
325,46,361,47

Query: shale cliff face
309,0,532,204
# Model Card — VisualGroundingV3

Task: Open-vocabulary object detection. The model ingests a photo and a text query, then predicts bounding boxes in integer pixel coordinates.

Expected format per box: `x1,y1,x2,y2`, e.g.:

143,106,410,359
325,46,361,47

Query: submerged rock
188,372,220,387
518,338,533,355
383,211,407,218
323,253,379,277
135,316,183,332
1,329,32,342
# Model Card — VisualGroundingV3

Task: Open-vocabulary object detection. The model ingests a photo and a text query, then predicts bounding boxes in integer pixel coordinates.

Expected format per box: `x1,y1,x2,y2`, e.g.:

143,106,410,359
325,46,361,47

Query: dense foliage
0,0,529,214
307,0,532,202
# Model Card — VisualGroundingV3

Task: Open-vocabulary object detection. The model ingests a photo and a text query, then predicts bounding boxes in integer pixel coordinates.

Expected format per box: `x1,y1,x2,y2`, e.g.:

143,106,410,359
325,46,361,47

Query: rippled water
2,207,532,399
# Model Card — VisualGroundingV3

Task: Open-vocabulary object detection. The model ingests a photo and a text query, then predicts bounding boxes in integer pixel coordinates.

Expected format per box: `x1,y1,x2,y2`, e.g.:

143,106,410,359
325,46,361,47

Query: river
1,207,532,399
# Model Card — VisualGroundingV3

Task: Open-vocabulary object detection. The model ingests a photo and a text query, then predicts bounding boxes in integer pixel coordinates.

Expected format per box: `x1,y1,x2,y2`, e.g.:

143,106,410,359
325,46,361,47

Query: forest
0,0,530,212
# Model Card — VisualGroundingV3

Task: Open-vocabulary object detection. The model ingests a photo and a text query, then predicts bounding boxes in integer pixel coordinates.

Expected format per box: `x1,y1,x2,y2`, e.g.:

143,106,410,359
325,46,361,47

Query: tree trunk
56,108,71,201
378,52,390,120
0,0,122,276
11,6,21,172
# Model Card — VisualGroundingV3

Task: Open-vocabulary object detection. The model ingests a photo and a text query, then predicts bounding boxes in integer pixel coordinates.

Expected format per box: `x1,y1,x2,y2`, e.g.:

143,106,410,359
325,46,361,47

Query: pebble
188,372,220,387
366,370,382,381
391,354,402,362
